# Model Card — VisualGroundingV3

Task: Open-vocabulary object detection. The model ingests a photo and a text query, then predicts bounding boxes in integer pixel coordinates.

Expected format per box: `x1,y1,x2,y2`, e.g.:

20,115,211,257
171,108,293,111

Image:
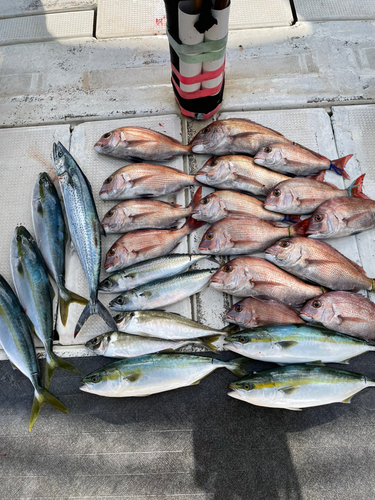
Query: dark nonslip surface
1,351,375,500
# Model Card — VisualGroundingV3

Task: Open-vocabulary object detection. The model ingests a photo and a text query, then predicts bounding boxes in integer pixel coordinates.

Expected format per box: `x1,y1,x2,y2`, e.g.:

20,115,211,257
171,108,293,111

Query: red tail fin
290,218,310,237
331,154,352,180
309,171,326,182
350,174,371,200
188,187,202,209
183,216,207,234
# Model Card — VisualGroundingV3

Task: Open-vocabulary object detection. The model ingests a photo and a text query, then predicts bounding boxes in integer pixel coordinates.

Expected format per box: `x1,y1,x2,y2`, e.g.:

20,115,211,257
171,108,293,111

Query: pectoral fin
125,373,143,383
341,396,353,404
285,407,303,411
276,341,298,349
278,385,300,395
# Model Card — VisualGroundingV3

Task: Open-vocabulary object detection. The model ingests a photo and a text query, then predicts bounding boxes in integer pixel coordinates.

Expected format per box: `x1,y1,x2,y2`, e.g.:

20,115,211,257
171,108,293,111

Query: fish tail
348,174,371,199
182,216,206,235
220,324,241,334
43,351,82,390
199,335,223,352
282,215,301,224
330,154,353,179
29,385,69,432
225,357,251,377
187,187,203,214
74,297,118,338
59,286,88,327
289,218,311,237
308,171,326,182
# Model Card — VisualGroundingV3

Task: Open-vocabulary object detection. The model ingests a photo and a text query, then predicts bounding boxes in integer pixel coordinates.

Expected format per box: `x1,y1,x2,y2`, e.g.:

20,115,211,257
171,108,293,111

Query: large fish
192,190,299,224
10,226,81,389
307,197,375,239
109,269,215,311
190,119,292,155
195,155,290,196
264,174,368,215
85,331,218,358
224,324,375,364
104,216,205,272
99,164,200,201
53,142,117,337
198,216,309,254
99,254,212,293
0,275,68,431
101,187,202,233
210,256,323,306
226,297,304,329
94,126,191,161
31,172,88,325
254,142,352,179
114,309,238,340
300,291,375,341
80,353,249,397
228,365,375,410
265,237,375,292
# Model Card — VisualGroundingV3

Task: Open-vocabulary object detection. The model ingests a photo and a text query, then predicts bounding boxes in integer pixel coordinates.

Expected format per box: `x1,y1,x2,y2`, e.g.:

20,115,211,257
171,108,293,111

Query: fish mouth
300,313,313,322
195,173,207,183
191,144,206,154
227,389,244,400
263,204,276,211
210,276,222,284
306,232,321,239
79,384,91,393
198,246,212,254
94,142,102,152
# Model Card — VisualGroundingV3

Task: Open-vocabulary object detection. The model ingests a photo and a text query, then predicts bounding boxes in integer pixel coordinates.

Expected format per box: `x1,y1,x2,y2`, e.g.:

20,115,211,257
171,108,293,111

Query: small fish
94,126,191,161
0,275,68,431
101,187,202,233
10,226,81,389
80,353,249,397
104,216,205,272
114,309,237,340
190,119,292,155
227,297,304,329
109,269,215,311
228,365,375,410
254,142,352,179
224,324,375,364
265,237,375,292
198,216,309,254
210,256,323,306
99,253,212,293
31,172,88,325
264,174,368,215
195,155,290,196
85,330,219,358
300,291,375,342
192,190,300,224
53,142,117,337
307,197,375,239
99,163,200,201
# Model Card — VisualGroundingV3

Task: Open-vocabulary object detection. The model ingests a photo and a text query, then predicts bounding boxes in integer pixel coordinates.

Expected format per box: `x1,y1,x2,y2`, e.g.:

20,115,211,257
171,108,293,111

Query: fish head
224,331,252,352
265,238,302,267
192,193,226,222
104,241,127,272
300,294,335,325
307,209,339,239
264,183,295,213
228,373,276,405
109,292,135,311
36,172,55,197
190,123,227,154
98,276,120,293
195,157,232,185
99,171,130,200
227,300,256,327
85,332,115,355
210,259,251,293
198,225,232,254
101,205,128,232
94,129,121,155
53,142,71,176
12,226,36,260
254,144,283,167
113,311,135,331
80,365,123,396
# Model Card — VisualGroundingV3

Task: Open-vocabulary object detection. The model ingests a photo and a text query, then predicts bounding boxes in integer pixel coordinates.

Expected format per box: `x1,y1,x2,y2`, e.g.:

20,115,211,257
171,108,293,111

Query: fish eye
314,214,323,222
108,248,116,257
273,188,281,197
201,128,209,135
312,300,321,309
16,235,21,242
103,132,112,139
105,209,115,218
223,264,233,273
209,160,217,166
264,146,272,153
102,279,111,288
239,336,247,344
201,197,210,205
58,150,63,158
243,383,251,391
104,176,113,184
116,298,124,305
91,376,100,383
206,232,214,240
234,304,243,313
279,240,291,248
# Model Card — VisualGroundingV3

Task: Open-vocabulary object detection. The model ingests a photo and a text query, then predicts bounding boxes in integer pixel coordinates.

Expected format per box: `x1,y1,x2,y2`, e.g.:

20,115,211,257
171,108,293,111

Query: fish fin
309,171,326,182
125,373,143,383
138,291,153,299
349,174,371,199
343,212,374,228
43,351,82,390
226,210,249,217
343,257,367,276
232,132,260,140
136,244,161,255
276,341,298,349
100,224,106,237
134,174,158,185
341,396,354,404
59,288,88,327
227,357,251,377
183,216,206,234
278,385,300,395
221,324,241,334
129,211,158,221
289,218,310,236
29,386,68,432
252,280,286,288
285,407,303,411
306,361,325,366
231,239,255,248
200,335,222,352
36,200,44,217
234,173,265,187
10,361,17,371
331,155,352,179
338,359,351,365
188,186,203,210
191,378,203,385
294,143,328,160
74,298,117,338
15,258,24,278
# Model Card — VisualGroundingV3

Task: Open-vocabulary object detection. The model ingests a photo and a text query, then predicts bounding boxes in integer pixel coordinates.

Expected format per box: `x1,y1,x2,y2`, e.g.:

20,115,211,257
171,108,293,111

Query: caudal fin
331,154,352,179
29,386,68,432
226,357,251,377
59,287,88,327
187,187,203,214
290,218,311,237
182,216,207,235
309,171,326,182
44,351,82,390
348,174,371,199
74,298,118,338
199,335,223,352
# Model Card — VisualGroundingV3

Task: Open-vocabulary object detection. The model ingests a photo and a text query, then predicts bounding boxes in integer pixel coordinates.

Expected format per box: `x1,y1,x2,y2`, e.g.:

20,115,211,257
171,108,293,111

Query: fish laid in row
265,237,375,292
81,353,249,397
102,187,202,234
198,216,309,255
254,142,352,179
99,164,200,201
53,142,117,337
0,275,68,431
94,126,191,161
210,256,323,306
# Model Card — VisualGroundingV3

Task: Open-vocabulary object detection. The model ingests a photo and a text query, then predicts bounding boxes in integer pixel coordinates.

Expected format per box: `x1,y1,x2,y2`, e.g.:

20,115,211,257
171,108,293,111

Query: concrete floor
1,1,375,499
